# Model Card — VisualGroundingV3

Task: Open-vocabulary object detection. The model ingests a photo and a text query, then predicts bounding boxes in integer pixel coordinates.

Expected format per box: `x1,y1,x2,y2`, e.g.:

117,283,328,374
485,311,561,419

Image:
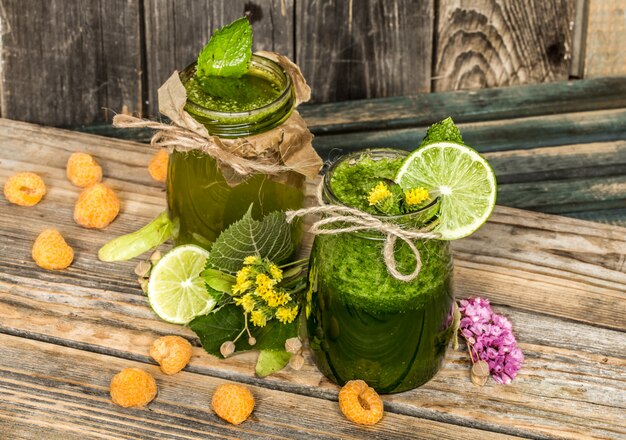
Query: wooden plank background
0,0,624,126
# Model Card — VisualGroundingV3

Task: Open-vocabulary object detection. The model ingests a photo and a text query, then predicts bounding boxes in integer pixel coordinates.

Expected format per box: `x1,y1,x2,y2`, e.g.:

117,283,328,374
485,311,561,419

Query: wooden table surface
1,118,625,439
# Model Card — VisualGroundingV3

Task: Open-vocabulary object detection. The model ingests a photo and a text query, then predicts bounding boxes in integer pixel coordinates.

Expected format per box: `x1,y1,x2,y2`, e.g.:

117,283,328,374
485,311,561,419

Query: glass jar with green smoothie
306,149,456,393
168,54,306,248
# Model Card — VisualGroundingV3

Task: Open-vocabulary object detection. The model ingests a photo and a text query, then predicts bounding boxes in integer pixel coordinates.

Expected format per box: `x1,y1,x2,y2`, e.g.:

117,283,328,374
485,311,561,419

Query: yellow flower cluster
368,182,392,206
232,255,300,328
404,187,430,206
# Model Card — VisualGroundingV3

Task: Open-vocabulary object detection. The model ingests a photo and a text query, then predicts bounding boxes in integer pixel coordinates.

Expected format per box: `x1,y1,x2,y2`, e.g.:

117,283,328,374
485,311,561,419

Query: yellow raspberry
148,149,169,183
32,229,74,270
338,380,384,425
66,152,103,188
211,383,255,425
110,368,157,408
149,335,192,375
74,183,120,229
3,172,46,206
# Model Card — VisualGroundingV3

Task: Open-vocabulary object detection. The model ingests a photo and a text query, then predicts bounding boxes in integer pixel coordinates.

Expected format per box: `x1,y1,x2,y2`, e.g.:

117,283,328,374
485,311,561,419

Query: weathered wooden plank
295,0,433,103
143,0,294,117
74,76,626,139
0,0,143,126
1,120,626,438
486,140,626,184
0,334,520,440
497,175,626,212
567,209,626,228
583,0,626,78
433,0,575,92
310,108,626,155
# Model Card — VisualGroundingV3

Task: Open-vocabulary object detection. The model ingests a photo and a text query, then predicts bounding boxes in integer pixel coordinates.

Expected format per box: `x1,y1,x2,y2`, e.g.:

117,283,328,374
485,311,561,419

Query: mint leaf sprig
196,17,253,78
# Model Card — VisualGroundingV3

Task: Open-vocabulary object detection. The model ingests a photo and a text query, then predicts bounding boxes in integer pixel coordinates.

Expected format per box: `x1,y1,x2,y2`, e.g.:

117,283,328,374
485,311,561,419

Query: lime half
395,141,497,240
147,245,215,324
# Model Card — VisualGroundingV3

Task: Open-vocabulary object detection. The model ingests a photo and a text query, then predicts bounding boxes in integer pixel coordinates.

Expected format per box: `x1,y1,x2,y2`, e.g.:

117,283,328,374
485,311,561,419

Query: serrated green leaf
188,304,299,358
196,17,252,78
255,350,291,377
420,117,463,147
202,268,235,294
207,206,293,274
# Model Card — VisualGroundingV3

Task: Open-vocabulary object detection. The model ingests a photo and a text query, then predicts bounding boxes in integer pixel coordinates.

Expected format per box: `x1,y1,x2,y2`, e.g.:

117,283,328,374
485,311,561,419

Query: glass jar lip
323,148,440,221
181,54,293,119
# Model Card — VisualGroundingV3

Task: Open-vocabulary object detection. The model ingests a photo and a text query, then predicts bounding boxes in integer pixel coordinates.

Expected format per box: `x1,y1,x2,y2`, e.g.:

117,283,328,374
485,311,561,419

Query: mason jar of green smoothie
306,149,455,393
167,54,305,248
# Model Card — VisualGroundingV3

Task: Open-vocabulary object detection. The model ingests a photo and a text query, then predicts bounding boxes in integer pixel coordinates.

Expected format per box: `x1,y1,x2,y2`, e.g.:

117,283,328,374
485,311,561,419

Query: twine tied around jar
112,51,323,186
285,183,441,282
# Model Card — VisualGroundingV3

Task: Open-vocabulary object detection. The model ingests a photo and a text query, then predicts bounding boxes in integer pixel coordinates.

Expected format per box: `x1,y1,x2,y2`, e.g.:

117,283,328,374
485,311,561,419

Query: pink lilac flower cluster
458,297,524,385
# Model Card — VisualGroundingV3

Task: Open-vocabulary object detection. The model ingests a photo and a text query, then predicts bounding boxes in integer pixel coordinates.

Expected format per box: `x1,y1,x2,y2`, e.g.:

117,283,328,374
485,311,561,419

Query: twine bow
286,184,440,282
113,114,296,177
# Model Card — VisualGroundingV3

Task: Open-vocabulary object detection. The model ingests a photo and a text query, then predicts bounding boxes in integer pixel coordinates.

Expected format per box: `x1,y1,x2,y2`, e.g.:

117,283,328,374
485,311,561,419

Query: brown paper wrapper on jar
154,52,322,186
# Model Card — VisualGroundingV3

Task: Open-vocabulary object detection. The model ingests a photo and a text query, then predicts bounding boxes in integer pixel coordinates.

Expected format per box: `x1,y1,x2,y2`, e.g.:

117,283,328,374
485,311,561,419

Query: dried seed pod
150,250,162,264
248,337,256,346
471,360,490,386
220,341,236,358
284,337,302,354
288,354,305,371
134,260,151,277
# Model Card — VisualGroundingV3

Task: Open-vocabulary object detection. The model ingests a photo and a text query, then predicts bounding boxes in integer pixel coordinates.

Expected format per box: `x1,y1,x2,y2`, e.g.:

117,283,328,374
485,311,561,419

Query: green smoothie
167,55,303,249
306,150,455,393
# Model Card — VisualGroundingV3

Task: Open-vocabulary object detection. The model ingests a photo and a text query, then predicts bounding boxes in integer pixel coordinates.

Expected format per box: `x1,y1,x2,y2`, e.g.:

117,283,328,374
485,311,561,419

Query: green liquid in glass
167,150,304,249
306,150,455,393
185,74,281,114
168,57,303,249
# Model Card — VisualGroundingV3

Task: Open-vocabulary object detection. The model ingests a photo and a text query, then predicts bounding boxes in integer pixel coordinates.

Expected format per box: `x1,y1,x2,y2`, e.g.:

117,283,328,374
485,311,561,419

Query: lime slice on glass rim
147,245,215,324
395,141,497,240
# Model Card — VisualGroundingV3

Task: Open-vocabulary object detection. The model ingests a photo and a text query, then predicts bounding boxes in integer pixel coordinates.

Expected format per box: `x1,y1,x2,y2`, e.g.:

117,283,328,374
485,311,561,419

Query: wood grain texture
433,0,575,91
143,0,294,117
0,120,625,439
0,0,143,125
310,108,626,156
1,335,514,440
584,0,626,77
295,0,433,102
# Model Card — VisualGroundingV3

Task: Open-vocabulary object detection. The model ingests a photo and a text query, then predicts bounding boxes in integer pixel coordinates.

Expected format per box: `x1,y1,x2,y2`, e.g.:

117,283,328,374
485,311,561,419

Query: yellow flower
256,273,274,289
275,305,299,324
368,182,392,206
405,187,430,206
250,310,267,327
235,293,256,313
232,279,252,295
236,267,251,285
268,263,283,282
265,290,291,308
244,255,260,266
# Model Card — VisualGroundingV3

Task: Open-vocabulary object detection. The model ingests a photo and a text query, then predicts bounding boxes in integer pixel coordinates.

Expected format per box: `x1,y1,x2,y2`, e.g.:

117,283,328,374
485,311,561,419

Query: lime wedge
147,245,215,324
395,141,497,240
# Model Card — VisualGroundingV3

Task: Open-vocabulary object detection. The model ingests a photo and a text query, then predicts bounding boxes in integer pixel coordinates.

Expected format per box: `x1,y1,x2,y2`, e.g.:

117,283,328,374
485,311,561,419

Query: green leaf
196,17,252,78
188,304,299,358
202,268,235,294
420,117,463,147
255,350,291,377
207,206,293,274
189,304,244,357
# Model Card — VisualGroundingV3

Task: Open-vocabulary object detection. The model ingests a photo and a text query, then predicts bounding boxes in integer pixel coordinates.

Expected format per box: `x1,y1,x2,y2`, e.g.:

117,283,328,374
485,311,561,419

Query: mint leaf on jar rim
197,17,253,78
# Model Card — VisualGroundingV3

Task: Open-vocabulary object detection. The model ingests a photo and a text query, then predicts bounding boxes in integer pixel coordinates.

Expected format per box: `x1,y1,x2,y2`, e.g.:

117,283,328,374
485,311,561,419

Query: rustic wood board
433,0,576,92
583,0,626,78
295,0,434,102
0,0,143,125
1,119,625,439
